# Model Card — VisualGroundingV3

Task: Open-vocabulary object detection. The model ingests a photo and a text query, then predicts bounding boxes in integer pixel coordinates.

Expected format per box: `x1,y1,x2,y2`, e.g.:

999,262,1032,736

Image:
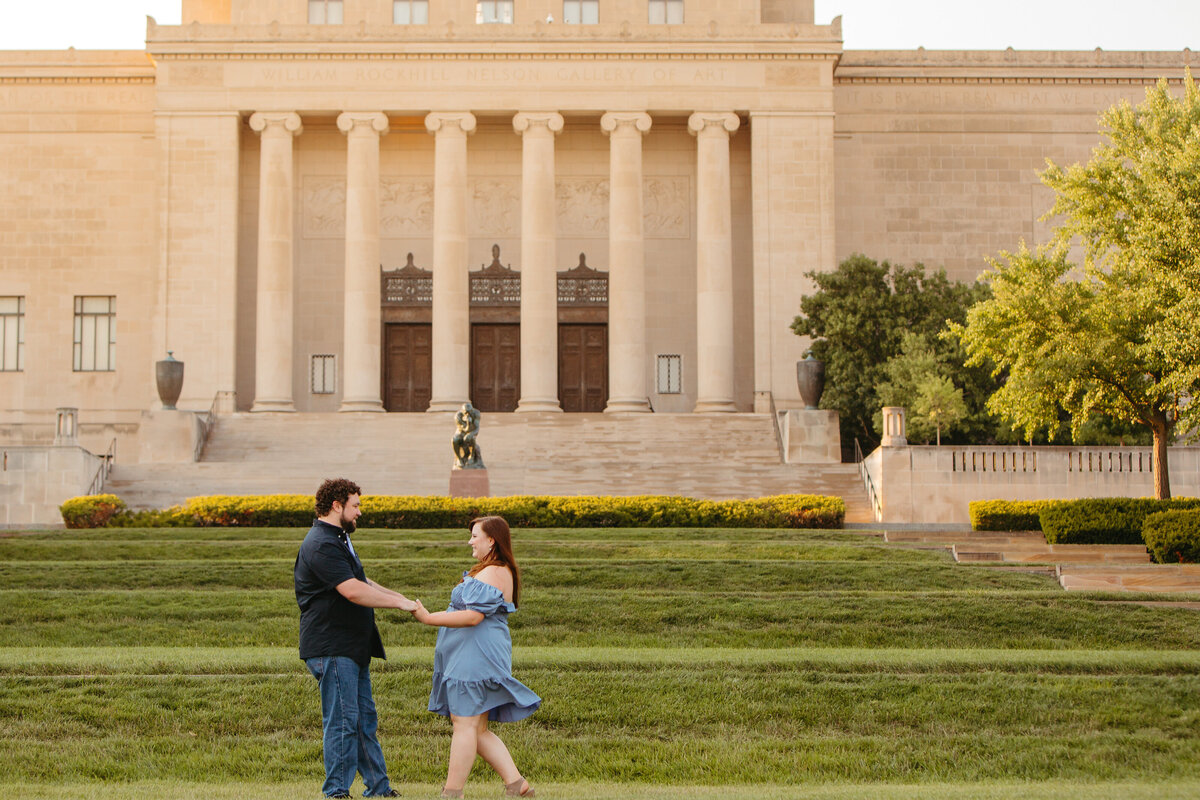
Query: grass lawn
1,526,1197,795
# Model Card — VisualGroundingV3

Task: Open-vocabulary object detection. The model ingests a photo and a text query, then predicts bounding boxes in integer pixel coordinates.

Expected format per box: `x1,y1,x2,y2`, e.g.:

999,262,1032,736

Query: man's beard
341,513,357,534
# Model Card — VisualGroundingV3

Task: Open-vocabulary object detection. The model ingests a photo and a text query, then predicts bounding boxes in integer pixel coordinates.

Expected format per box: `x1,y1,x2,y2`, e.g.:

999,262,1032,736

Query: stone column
601,112,652,414
425,112,477,412
688,112,740,413
512,111,565,413
337,112,389,412
249,112,302,412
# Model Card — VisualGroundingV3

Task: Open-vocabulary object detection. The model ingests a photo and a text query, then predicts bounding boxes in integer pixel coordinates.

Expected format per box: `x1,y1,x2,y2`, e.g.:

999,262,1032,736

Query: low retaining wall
0,446,104,527
864,445,1200,524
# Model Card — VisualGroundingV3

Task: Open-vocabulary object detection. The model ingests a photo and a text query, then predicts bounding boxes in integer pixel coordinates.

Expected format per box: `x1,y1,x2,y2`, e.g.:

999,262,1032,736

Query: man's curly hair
315,478,362,517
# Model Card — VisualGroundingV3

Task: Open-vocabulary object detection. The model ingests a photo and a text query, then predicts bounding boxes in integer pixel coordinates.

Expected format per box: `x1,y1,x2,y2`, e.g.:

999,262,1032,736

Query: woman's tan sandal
440,788,464,798
504,778,535,797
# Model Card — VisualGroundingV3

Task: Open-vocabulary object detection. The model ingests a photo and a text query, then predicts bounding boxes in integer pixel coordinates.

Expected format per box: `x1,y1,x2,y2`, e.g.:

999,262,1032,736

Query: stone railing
866,444,1200,525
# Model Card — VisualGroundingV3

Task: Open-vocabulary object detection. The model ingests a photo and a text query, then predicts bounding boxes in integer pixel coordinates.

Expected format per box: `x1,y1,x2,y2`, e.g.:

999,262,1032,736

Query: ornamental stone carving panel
381,179,434,236
302,176,346,238
644,177,689,239
304,174,689,239
556,177,609,237
471,178,520,236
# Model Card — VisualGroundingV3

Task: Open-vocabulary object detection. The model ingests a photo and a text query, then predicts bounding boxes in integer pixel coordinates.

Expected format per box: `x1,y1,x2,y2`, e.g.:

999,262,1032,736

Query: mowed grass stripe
3,647,1199,675
0,540,928,562
5,590,1200,649
6,781,1200,800
7,668,1196,737
1,527,873,544
0,730,1196,783
0,559,1061,592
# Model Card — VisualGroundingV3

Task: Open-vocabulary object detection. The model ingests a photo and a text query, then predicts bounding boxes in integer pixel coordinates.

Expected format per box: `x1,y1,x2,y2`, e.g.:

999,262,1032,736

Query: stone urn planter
156,351,184,410
796,353,825,409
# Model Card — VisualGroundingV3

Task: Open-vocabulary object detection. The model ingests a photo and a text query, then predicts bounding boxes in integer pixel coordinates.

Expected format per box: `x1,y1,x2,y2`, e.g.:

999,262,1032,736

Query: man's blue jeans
305,656,393,797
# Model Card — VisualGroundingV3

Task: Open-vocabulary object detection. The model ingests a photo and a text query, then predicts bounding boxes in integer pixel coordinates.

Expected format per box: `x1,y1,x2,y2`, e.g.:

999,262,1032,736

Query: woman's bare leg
473,716,522,784
445,713,483,792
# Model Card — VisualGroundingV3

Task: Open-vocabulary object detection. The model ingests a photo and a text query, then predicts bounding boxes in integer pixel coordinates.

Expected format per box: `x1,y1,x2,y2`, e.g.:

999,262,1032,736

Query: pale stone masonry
0,1,1193,439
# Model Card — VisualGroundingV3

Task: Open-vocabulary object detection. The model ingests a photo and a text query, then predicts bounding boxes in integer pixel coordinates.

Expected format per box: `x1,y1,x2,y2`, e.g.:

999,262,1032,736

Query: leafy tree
876,333,967,444
791,255,992,450
952,74,1200,499
913,375,967,447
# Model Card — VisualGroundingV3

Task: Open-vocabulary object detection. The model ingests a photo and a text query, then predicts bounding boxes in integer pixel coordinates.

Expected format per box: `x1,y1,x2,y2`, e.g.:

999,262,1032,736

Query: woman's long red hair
466,516,522,606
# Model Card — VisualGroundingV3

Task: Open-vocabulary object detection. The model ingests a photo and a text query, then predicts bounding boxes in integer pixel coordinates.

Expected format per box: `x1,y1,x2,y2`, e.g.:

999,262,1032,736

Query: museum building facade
0,0,1193,440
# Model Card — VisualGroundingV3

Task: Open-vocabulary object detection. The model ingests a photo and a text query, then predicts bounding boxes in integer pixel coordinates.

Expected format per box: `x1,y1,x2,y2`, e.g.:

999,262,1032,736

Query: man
295,478,416,798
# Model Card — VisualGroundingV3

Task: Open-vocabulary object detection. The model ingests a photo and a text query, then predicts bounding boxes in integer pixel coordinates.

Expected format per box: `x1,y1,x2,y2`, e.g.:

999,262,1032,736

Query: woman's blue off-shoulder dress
428,573,541,722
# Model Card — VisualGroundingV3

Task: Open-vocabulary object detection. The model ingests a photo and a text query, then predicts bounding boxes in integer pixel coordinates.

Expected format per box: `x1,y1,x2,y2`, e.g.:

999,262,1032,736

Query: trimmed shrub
969,500,1052,531
59,494,126,529
90,493,845,529
1040,497,1200,545
1142,510,1200,563
108,508,190,528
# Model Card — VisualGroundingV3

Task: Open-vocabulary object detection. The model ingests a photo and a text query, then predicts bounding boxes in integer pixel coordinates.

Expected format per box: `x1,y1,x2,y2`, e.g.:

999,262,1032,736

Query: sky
0,0,1197,51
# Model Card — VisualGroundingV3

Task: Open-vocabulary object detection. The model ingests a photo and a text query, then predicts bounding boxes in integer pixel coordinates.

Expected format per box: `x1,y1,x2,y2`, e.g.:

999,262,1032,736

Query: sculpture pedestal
779,409,841,464
449,468,490,498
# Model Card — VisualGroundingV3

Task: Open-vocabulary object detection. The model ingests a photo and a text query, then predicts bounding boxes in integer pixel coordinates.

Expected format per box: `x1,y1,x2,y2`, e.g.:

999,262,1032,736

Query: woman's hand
411,599,429,623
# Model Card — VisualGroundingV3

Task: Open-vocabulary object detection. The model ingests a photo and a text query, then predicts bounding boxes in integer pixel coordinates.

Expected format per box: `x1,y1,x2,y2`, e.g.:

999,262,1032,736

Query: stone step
1057,564,1200,593
884,531,1045,545
106,411,876,523
952,543,1151,565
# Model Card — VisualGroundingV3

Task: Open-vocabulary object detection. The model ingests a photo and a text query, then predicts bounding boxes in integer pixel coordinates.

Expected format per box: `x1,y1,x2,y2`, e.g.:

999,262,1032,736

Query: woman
411,516,540,798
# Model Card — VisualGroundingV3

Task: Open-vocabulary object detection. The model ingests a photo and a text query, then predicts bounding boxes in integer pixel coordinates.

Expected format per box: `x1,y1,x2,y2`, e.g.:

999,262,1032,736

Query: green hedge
968,500,1053,532
58,493,845,530
1142,510,1200,563
1040,497,1200,545
59,494,126,529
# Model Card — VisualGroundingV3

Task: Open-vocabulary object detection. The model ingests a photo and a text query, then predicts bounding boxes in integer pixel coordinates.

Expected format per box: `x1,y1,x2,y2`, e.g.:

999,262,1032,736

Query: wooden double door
383,322,607,413
557,324,608,413
383,323,432,412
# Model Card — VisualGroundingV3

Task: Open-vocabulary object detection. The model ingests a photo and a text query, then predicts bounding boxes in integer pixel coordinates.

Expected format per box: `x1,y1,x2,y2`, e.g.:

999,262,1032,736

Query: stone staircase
108,412,874,522
1056,564,1200,593
880,529,1200,594
882,530,1153,566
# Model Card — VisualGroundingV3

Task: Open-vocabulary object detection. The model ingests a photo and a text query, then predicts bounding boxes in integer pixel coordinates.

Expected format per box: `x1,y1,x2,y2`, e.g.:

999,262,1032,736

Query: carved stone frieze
301,176,346,238
471,178,520,237
556,178,609,237
643,177,690,239
381,179,434,236
303,174,688,240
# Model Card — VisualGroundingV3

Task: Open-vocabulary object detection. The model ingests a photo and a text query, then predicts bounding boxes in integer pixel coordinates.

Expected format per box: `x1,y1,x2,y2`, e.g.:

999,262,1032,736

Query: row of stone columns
246,109,739,414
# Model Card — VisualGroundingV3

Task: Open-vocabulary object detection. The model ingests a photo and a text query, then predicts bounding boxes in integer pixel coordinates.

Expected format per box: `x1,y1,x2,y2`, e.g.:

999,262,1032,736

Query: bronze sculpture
452,402,485,469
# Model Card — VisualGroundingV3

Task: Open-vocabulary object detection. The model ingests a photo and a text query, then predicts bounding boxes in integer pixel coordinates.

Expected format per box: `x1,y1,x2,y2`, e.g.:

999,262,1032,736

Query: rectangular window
0,296,24,372
73,296,115,372
394,0,429,24
648,0,682,23
312,354,337,394
476,0,514,23
656,354,682,394
308,0,344,23
563,0,598,23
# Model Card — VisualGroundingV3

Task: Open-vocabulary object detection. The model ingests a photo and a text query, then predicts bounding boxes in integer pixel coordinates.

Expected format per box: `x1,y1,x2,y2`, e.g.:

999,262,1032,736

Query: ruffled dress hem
427,671,542,722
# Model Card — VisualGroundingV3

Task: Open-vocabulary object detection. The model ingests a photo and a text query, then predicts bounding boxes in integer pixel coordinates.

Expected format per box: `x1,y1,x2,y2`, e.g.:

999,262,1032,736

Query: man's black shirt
294,519,385,666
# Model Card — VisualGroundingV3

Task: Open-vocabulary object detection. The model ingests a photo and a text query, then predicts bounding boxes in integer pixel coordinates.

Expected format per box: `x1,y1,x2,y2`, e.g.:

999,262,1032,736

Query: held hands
395,594,418,613
410,598,430,624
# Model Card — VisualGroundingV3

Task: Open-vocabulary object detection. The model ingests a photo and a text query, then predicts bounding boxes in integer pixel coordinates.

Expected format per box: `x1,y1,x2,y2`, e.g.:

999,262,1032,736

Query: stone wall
0,446,103,527
833,50,1197,284
865,445,1200,525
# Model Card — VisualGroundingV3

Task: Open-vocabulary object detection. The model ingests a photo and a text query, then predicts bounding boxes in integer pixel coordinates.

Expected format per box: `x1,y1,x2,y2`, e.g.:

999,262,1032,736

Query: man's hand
396,595,418,612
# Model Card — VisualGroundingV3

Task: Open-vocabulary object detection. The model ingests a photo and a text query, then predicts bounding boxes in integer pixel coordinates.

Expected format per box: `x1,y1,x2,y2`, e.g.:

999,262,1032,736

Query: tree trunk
1150,414,1172,500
